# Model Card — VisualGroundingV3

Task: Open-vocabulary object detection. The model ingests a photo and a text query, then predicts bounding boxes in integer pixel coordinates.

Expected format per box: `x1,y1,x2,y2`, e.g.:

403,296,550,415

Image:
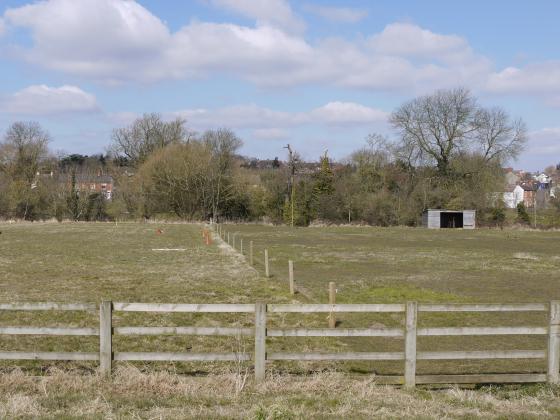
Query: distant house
521,183,537,208
536,173,551,186
503,185,524,209
75,173,113,200
61,172,114,200
504,168,521,186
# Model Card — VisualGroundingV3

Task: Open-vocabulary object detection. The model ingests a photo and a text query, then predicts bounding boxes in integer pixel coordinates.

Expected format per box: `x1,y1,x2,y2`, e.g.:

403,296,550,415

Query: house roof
57,173,113,184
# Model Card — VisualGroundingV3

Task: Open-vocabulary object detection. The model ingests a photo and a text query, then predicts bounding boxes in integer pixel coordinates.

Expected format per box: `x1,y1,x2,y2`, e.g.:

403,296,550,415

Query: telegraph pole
284,144,295,227
533,192,537,229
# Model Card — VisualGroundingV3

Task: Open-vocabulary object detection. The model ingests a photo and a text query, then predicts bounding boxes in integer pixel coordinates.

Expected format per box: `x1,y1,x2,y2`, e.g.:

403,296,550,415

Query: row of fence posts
212,224,339,329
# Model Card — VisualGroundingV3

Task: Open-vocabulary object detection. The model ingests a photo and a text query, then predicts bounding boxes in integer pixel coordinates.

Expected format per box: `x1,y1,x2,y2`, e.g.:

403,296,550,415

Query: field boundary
1,300,559,387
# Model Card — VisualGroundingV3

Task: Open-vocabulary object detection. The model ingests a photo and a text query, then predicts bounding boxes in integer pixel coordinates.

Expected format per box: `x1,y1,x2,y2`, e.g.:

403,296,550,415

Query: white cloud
303,4,368,23
4,0,170,83
0,17,5,36
370,23,471,62
173,104,304,129
487,62,560,95
252,127,289,140
171,101,387,131
309,101,388,125
1,85,99,116
527,128,560,155
2,1,491,91
209,0,305,33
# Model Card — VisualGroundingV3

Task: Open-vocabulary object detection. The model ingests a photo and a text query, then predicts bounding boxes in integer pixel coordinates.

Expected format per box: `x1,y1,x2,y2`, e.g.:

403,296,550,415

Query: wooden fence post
99,300,112,377
548,301,560,384
264,249,270,278
288,260,294,295
404,301,417,388
227,232,230,245
255,302,267,382
250,241,254,265
240,239,243,254
233,234,236,250
328,282,336,328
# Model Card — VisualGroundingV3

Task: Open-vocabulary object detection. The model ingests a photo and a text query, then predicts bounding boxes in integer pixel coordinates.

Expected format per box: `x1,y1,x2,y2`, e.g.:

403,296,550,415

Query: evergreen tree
67,170,80,221
516,202,530,224
313,152,334,197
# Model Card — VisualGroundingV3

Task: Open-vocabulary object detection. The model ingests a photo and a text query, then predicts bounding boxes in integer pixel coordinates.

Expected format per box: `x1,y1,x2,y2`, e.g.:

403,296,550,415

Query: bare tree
472,107,527,163
201,128,243,222
389,88,526,175
389,88,476,175
0,121,50,183
110,113,188,166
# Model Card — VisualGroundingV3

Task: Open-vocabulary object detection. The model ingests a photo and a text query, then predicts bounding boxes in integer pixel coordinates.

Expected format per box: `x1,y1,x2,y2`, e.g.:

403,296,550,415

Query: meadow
1,222,560,418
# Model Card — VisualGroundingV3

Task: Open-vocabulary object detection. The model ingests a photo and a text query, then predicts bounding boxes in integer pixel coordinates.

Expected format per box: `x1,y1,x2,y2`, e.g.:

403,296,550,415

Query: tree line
3,88,554,227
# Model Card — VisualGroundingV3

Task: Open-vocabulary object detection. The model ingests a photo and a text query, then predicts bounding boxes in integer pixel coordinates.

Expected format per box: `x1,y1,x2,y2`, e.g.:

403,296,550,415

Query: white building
503,185,524,208
535,173,551,184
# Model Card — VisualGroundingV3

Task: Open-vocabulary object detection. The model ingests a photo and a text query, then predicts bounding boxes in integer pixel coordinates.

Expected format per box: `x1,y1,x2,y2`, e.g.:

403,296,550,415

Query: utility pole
284,144,295,228
533,191,537,229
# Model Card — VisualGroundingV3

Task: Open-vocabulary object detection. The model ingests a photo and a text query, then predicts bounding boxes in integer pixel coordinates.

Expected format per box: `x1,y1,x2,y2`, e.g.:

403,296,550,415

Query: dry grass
2,222,560,417
0,366,559,419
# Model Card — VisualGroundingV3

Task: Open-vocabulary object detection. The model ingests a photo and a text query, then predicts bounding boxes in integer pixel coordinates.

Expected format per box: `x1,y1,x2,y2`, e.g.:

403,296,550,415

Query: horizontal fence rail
0,300,558,387
113,303,256,313
114,327,253,336
268,304,405,313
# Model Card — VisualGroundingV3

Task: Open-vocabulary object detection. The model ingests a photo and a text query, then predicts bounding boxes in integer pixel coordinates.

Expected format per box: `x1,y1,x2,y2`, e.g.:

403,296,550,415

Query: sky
0,0,559,170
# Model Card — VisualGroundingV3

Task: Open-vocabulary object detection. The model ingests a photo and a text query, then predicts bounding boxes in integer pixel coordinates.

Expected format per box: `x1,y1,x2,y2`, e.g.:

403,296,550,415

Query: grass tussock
1,367,560,419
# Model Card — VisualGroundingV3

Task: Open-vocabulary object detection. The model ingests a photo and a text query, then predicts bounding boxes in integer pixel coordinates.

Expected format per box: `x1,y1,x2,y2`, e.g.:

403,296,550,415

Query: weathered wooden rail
1,301,559,387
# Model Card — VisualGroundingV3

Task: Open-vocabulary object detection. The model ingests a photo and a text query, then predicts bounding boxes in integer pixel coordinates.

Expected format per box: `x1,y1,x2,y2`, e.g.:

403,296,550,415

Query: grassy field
1,222,560,418
223,224,560,376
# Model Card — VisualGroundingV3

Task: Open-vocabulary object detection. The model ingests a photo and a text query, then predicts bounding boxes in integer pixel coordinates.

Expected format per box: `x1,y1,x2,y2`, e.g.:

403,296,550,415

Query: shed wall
463,211,476,229
425,210,441,229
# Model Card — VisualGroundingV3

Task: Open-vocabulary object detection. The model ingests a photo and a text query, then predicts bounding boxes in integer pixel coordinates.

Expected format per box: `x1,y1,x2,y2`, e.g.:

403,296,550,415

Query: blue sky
0,0,559,170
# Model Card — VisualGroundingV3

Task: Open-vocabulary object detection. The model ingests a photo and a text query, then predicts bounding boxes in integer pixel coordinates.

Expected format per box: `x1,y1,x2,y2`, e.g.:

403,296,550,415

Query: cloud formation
171,101,387,131
303,4,368,23
1,85,98,116
210,0,305,33
1,0,559,113
1,0,490,91
487,62,560,95
252,127,289,140
528,128,560,156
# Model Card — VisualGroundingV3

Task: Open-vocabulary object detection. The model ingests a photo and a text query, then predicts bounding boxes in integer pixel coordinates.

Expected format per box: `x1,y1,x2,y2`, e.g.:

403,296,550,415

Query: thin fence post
288,260,294,295
233,234,236,250
250,241,254,265
240,238,244,254
404,301,417,388
227,232,230,245
548,301,560,384
255,302,267,382
328,282,336,328
99,300,112,377
264,249,270,278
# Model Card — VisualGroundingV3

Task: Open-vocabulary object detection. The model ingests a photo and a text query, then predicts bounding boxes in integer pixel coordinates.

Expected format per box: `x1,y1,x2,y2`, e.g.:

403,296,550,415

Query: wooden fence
1,301,558,387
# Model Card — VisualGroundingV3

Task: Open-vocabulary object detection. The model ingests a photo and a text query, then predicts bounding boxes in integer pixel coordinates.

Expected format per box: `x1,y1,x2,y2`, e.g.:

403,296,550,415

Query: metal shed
422,209,476,229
